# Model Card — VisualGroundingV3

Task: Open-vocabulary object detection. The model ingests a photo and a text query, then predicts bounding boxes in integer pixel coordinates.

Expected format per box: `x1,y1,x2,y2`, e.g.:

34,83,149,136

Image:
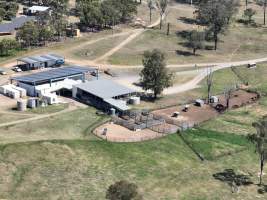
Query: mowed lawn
0,131,265,200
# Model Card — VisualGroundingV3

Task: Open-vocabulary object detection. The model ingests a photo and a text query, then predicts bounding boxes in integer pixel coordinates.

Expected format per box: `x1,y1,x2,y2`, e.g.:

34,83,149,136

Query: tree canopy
76,0,138,28
196,0,239,50
106,180,142,200
140,49,174,99
248,116,267,186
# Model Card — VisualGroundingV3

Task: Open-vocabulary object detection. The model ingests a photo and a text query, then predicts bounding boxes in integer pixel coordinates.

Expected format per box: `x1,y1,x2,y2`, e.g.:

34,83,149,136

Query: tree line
76,0,138,29
0,1,19,22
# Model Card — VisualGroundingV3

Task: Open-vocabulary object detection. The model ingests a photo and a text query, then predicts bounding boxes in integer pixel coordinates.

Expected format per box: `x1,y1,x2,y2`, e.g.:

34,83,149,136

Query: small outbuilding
26,6,51,15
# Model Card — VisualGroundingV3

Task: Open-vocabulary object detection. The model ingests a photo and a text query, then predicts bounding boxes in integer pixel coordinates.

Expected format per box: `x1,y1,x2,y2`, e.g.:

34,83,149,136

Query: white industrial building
10,66,98,104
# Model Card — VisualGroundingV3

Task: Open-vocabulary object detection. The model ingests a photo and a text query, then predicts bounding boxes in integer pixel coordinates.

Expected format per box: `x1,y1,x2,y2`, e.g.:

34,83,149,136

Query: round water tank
17,99,27,111
110,108,116,116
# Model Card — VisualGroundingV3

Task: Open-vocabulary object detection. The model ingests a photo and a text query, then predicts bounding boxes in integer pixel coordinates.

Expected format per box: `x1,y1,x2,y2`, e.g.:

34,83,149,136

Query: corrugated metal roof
75,79,136,99
0,16,35,33
104,98,129,111
17,57,39,64
41,54,64,61
29,56,52,62
17,54,64,64
11,66,96,84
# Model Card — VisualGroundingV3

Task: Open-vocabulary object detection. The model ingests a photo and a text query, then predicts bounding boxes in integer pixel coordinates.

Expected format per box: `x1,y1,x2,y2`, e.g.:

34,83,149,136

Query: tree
187,30,205,55
224,87,235,109
106,180,142,200
140,49,173,99
248,116,267,185
77,0,103,28
77,0,137,28
243,8,256,24
0,39,19,56
101,0,120,27
16,21,39,47
156,0,168,29
256,0,267,25
196,0,239,50
0,8,5,23
113,0,138,22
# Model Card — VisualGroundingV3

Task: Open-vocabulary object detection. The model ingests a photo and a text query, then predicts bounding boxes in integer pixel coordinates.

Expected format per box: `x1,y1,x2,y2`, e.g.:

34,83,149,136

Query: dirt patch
217,90,259,109
152,90,259,128
94,122,169,142
153,104,218,128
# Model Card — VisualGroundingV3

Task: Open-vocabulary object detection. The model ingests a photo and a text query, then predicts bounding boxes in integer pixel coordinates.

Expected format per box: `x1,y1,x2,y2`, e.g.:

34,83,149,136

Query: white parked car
13,67,22,72
0,71,7,75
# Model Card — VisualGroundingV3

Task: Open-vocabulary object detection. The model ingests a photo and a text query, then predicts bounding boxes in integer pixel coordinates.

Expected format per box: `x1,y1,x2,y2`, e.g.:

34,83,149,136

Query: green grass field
0,131,264,200
26,103,69,114
0,113,30,124
0,107,108,144
0,64,266,199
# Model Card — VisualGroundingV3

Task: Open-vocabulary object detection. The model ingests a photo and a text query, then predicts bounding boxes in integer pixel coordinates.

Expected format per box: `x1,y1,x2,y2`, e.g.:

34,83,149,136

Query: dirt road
92,12,165,63
114,57,267,95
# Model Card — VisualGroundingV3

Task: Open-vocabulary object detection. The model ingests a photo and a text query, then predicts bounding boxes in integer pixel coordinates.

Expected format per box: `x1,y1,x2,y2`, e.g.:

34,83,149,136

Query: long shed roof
75,79,136,99
0,16,35,33
17,54,64,64
11,66,96,84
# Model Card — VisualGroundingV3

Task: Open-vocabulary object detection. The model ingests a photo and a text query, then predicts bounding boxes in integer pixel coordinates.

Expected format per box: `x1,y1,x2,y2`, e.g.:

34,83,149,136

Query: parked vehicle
0,71,7,75
13,67,22,72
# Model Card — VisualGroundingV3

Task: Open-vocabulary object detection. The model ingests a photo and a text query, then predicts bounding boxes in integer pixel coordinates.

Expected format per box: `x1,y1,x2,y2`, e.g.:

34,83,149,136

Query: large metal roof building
11,66,97,85
75,79,136,99
73,79,137,111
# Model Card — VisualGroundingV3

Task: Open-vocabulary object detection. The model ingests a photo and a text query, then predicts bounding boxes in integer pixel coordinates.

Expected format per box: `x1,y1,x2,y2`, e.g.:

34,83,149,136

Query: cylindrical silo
17,99,27,111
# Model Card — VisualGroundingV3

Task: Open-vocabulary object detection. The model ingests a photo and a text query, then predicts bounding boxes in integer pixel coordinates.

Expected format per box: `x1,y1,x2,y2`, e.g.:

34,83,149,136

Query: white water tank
17,99,27,111
110,108,116,116
130,97,140,105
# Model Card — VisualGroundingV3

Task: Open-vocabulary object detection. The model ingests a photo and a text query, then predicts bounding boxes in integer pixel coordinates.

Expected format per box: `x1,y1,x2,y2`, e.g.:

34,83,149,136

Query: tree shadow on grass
176,50,197,57
176,30,191,39
213,169,253,192
258,185,267,194
179,17,199,25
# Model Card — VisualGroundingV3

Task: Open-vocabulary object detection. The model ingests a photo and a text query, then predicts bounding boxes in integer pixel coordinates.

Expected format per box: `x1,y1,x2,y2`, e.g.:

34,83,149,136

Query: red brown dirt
152,90,259,127
217,90,259,109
